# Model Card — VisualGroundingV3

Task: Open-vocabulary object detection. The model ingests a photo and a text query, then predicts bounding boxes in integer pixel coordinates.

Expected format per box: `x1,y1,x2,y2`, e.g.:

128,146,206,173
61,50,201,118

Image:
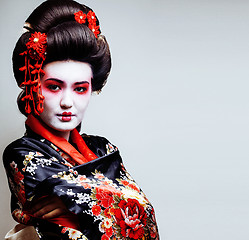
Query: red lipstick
61,112,72,121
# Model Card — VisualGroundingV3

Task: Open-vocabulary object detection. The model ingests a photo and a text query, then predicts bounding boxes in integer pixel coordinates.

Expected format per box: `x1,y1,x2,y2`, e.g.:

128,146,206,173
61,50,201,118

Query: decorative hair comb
19,32,47,115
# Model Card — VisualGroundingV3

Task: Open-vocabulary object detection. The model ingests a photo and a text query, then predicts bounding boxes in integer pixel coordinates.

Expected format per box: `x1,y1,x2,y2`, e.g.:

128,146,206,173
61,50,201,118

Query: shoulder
4,136,39,155
3,136,52,167
82,134,118,157
4,136,47,154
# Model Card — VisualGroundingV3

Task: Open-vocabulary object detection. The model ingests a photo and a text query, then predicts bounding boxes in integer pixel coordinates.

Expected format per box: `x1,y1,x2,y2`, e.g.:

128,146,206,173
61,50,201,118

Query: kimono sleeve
3,135,120,219
3,137,69,202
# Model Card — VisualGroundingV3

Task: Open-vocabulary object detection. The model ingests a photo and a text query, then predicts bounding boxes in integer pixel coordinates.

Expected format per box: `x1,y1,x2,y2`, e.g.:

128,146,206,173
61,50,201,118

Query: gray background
0,0,249,239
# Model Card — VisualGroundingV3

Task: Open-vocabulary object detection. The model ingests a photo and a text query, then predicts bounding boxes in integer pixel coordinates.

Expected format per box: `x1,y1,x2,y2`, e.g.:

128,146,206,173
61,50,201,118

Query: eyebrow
75,81,90,85
44,78,63,84
44,78,90,85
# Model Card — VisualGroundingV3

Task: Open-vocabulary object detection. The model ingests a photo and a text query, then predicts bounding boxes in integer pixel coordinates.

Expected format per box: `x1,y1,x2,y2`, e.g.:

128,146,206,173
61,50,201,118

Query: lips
57,112,74,122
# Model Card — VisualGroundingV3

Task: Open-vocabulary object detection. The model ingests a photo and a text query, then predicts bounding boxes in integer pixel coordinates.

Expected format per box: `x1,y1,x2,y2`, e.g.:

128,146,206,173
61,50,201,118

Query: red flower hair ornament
74,10,86,24
19,32,47,115
74,10,100,38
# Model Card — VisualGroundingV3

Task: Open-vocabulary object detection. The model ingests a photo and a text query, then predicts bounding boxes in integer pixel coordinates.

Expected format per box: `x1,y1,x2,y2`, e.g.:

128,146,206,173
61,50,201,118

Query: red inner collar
26,115,97,165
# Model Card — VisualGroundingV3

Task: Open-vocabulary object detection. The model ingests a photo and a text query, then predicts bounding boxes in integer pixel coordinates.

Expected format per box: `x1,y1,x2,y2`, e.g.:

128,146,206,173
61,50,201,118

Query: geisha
3,1,159,239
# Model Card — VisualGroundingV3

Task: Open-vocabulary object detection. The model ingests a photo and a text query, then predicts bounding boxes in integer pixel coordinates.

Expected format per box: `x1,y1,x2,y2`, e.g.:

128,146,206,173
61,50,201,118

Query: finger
31,195,61,213
41,208,68,219
33,204,56,218
33,201,68,218
31,196,53,213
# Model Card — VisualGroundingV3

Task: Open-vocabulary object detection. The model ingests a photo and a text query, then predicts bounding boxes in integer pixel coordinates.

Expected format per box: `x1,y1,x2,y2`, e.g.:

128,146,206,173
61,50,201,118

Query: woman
3,0,159,239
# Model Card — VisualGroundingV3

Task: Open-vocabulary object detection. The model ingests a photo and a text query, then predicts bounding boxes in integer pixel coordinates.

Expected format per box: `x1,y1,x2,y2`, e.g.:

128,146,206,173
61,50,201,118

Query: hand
30,195,69,220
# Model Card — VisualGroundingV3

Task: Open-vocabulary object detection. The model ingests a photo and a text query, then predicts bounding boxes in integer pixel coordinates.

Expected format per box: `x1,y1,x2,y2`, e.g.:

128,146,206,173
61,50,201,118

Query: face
39,60,92,139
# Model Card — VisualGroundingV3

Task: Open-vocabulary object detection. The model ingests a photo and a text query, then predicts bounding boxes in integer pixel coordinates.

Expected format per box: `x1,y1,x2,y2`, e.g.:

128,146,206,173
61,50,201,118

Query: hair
13,0,111,116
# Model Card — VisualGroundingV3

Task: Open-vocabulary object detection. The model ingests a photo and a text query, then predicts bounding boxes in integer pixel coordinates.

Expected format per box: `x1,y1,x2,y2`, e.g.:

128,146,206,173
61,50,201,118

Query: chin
51,122,79,132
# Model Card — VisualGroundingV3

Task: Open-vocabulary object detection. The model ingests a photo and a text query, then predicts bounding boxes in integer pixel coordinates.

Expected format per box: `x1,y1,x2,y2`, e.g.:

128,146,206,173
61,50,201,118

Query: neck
26,115,71,141
48,127,71,141
37,117,71,141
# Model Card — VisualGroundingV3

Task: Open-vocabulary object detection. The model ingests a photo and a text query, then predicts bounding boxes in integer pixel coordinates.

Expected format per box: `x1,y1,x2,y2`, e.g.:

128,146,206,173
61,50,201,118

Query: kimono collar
26,115,97,165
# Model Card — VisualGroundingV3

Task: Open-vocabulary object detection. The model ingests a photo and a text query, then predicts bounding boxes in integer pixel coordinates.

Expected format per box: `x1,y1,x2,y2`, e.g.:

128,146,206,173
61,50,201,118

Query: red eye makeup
43,79,63,92
74,82,90,94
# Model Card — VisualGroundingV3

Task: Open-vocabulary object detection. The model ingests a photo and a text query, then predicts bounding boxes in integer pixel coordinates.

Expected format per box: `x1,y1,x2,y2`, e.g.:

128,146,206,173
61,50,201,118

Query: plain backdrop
1,0,249,239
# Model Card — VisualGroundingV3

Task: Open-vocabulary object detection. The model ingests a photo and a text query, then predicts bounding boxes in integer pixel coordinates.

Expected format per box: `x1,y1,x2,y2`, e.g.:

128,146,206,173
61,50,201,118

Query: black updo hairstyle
13,0,111,116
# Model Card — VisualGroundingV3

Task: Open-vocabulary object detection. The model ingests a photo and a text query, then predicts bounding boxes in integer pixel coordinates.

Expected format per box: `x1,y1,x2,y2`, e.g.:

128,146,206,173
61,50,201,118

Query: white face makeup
39,60,92,140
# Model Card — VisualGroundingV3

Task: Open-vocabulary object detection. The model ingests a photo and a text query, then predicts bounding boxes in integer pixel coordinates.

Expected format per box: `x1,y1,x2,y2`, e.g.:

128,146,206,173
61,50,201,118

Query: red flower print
114,198,147,239
96,186,114,208
120,163,126,172
14,171,24,184
78,175,87,181
77,175,91,189
151,208,156,223
61,227,69,234
74,11,87,24
128,183,140,192
92,205,101,216
103,218,112,229
96,185,121,208
80,182,91,189
104,207,115,218
121,180,129,186
101,234,110,240
95,172,105,180
17,187,26,205
26,32,47,60
103,181,109,186
149,208,159,238
105,227,113,237
150,224,158,239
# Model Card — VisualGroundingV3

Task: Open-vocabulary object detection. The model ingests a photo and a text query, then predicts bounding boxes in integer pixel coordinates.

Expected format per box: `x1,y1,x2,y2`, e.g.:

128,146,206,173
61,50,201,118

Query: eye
47,85,61,91
75,87,87,93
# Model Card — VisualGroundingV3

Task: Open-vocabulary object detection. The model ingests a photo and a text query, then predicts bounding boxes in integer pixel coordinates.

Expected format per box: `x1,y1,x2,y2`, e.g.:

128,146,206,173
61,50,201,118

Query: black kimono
3,116,159,240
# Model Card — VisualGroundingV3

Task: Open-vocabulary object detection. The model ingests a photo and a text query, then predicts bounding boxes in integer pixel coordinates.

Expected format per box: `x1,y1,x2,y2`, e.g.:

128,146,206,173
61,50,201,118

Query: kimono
3,115,159,240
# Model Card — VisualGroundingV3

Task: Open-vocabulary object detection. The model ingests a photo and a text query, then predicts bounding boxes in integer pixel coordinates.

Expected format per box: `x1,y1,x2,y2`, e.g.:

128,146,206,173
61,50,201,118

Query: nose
60,90,73,109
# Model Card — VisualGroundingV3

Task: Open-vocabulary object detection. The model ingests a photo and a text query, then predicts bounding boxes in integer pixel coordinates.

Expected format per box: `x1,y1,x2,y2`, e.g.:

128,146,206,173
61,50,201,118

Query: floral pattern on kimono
3,130,159,240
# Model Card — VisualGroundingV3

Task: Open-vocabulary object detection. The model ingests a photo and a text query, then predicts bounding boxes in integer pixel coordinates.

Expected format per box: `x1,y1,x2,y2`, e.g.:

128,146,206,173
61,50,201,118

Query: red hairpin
74,11,86,24
19,32,47,115
74,10,100,38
